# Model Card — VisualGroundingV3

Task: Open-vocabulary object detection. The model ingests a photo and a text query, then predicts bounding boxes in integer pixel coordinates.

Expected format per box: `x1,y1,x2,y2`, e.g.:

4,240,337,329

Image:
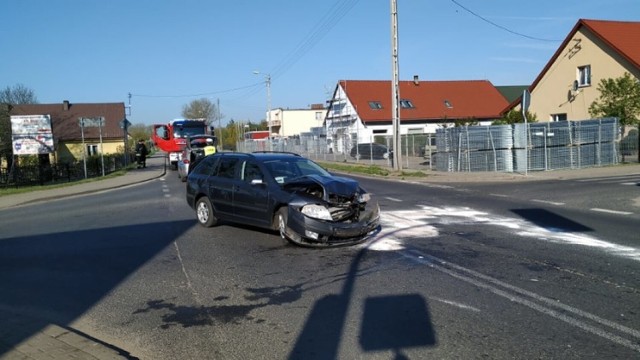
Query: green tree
181,98,221,126
493,109,538,125
0,83,38,104
588,72,640,135
127,123,153,151
453,117,479,127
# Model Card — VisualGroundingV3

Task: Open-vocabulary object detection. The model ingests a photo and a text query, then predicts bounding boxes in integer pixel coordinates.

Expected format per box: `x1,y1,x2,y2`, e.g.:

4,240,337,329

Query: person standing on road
135,139,148,168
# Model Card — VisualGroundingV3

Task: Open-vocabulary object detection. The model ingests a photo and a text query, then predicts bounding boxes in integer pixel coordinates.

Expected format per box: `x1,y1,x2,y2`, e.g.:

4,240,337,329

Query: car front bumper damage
285,203,381,247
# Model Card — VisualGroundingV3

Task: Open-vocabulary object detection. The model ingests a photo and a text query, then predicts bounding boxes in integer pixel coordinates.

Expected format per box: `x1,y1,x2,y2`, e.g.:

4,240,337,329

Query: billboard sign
10,114,54,155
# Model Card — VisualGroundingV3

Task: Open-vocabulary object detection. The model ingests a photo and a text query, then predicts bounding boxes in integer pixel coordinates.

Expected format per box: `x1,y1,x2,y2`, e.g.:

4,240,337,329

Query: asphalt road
1,170,639,359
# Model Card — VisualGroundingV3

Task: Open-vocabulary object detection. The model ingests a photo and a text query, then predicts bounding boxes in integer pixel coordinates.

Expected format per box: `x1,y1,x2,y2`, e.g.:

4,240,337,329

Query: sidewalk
0,155,167,211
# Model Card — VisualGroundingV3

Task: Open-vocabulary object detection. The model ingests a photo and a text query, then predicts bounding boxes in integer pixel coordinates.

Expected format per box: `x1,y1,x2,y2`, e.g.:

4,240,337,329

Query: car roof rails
251,151,301,157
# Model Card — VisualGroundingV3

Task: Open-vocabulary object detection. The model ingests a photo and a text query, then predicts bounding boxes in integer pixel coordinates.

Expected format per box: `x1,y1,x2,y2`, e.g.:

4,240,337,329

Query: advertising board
10,114,54,155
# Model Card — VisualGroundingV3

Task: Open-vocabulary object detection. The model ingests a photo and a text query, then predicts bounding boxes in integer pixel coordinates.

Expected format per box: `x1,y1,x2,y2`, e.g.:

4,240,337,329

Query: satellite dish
572,80,579,92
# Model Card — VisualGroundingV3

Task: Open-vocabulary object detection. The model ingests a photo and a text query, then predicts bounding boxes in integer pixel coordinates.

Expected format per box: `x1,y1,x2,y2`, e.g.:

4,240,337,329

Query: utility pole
267,74,272,151
253,71,272,151
217,98,223,149
391,0,401,171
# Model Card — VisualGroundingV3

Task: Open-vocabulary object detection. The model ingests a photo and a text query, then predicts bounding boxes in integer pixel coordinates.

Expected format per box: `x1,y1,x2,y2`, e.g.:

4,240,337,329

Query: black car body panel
350,143,390,160
186,152,380,247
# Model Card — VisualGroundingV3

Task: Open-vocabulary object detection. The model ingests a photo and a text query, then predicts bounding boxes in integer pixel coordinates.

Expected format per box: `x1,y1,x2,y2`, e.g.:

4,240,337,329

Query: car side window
242,161,263,183
216,157,240,179
192,156,218,176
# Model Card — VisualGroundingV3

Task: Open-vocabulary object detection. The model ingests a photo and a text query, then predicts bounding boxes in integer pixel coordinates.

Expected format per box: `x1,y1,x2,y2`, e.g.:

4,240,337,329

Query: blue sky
2,0,638,126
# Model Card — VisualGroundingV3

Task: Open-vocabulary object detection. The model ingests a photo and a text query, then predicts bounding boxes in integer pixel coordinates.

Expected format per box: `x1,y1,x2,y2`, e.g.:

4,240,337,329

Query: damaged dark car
185,152,380,247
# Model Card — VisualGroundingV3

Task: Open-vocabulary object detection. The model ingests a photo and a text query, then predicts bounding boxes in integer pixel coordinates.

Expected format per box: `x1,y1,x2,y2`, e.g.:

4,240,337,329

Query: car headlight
358,192,371,203
301,204,333,221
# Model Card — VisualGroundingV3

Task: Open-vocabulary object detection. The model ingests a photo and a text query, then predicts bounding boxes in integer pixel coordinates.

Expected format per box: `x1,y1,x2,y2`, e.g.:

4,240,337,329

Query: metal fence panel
235,117,636,173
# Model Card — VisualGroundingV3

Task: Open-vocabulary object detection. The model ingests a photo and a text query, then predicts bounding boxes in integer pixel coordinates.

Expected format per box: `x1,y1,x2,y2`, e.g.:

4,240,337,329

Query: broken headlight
301,204,333,221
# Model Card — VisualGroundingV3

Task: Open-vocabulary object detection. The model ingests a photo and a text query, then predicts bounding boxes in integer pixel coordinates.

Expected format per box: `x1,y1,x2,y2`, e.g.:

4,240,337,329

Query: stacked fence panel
437,118,619,172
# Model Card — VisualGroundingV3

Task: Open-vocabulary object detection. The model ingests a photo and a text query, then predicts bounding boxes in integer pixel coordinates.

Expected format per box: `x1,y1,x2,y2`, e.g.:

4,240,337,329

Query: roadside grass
0,167,132,197
317,161,429,179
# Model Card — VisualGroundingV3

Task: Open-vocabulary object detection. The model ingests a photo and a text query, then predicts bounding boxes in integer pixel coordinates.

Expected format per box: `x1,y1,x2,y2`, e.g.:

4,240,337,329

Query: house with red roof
9,100,127,162
506,19,640,122
325,78,509,154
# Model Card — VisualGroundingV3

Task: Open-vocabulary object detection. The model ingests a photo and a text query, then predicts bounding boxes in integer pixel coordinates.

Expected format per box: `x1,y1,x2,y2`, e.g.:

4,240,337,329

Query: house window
330,102,345,114
372,129,388,134
551,113,567,122
369,101,383,110
400,99,414,109
577,65,591,87
87,144,99,156
315,111,323,120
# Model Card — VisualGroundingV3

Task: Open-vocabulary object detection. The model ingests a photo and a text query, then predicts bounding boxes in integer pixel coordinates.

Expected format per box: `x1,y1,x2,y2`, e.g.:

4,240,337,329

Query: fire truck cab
152,119,209,169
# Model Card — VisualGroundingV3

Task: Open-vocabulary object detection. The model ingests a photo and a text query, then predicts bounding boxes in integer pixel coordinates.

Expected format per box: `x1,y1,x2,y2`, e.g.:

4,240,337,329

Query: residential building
325,79,509,154
9,100,127,162
507,19,640,122
266,104,327,138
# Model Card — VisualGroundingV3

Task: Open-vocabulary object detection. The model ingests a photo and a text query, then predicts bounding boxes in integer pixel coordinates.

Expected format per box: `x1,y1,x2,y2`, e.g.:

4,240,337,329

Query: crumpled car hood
283,174,361,202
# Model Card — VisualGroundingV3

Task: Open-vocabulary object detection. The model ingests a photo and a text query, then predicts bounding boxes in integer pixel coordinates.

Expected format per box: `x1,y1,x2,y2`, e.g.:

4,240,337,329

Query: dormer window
369,101,383,110
400,99,414,109
578,65,591,87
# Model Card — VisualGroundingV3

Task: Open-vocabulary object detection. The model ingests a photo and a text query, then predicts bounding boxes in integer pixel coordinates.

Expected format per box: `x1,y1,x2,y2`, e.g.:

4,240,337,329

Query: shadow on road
511,208,593,232
0,219,194,357
289,234,437,359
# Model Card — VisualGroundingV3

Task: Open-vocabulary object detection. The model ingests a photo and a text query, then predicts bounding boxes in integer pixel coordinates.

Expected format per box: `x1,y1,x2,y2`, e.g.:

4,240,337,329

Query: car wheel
277,207,288,240
196,197,217,227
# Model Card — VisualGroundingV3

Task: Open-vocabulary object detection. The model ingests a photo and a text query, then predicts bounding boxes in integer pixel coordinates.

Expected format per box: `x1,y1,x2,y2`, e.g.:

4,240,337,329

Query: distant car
350,143,391,160
177,135,217,182
185,152,380,247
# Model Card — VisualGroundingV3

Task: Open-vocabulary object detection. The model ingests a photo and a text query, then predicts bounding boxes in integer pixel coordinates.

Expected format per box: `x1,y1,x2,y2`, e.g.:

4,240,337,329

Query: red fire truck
152,119,209,169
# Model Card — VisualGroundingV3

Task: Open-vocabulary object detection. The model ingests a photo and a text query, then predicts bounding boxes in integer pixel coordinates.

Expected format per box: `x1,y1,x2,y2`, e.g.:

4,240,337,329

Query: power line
450,0,562,42
129,1,362,108
270,0,361,80
131,82,263,98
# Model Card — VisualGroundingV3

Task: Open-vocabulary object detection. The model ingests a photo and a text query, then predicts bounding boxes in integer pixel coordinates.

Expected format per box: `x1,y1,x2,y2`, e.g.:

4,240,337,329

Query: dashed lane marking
591,208,633,216
532,199,565,206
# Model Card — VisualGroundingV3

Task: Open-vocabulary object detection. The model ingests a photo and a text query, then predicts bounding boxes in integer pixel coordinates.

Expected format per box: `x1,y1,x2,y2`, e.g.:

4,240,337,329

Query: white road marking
373,205,640,261
621,182,638,186
385,197,403,202
400,249,640,352
532,199,565,206
366,205,640,351
490,194,509,198
577,175,639,182
430,297,481,312
591,208,633,215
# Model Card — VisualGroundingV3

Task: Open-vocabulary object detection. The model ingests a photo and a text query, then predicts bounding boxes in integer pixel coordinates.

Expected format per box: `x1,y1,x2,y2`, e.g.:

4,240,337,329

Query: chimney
63,100,70,111
413,75,419,86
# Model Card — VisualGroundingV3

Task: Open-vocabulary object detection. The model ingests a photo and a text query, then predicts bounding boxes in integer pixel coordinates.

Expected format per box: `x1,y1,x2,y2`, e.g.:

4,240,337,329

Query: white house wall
326,84,455,153
268,108,327,137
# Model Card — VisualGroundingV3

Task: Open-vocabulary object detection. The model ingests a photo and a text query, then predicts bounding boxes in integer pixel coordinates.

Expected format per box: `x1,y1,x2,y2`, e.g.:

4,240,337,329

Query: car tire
196,197,217,227
277,207,289,241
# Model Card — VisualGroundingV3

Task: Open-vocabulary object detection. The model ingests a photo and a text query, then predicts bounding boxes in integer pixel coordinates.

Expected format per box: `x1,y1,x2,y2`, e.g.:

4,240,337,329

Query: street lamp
253,70,272,151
